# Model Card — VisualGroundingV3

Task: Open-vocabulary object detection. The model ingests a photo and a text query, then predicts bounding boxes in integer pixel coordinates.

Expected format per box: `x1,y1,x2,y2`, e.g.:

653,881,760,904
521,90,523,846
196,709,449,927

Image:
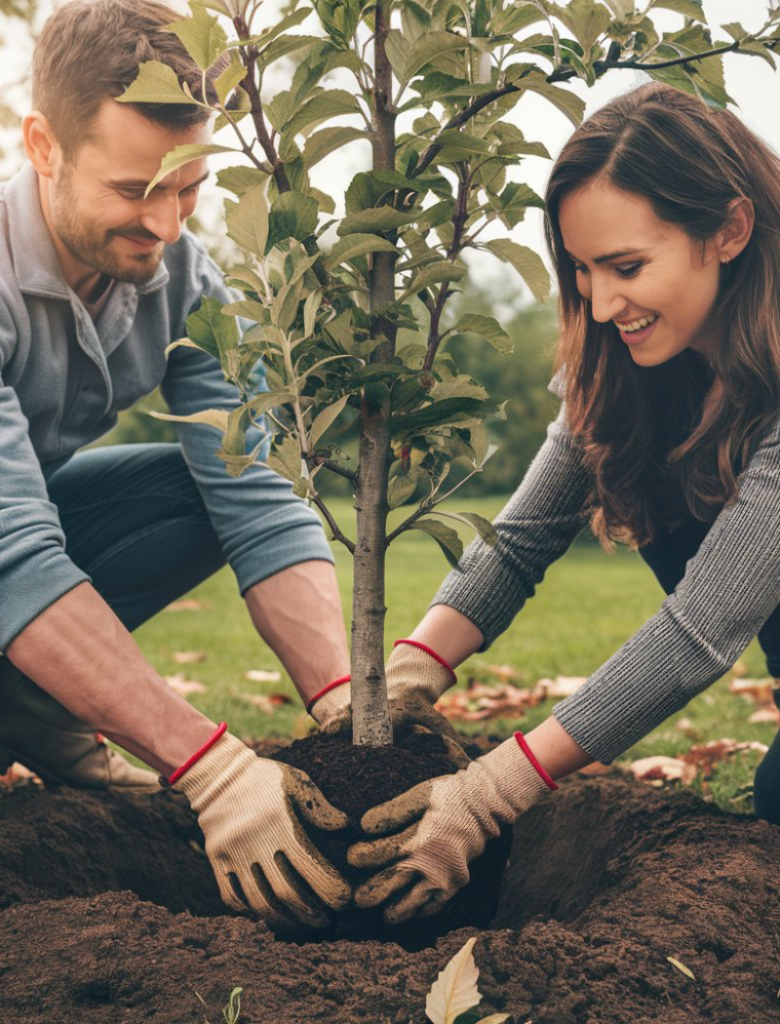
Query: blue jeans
0,444,229,703
640,522,780,824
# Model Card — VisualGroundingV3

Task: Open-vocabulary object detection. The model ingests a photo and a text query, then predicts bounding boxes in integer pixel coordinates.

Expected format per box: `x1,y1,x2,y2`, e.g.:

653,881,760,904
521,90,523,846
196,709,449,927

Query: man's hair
33,0,223,157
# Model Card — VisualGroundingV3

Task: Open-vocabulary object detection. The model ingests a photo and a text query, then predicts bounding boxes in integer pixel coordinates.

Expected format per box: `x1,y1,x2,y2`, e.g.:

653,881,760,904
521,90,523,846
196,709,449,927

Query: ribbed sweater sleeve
554,415,780,764
430,400,591,646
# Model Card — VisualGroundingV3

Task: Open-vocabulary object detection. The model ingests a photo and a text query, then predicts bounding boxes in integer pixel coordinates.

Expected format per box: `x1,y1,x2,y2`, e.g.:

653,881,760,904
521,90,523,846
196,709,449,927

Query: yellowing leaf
149,408,229,433
145,143,238,196
667,956,695,981
425,937,481,1024
117,61,199,106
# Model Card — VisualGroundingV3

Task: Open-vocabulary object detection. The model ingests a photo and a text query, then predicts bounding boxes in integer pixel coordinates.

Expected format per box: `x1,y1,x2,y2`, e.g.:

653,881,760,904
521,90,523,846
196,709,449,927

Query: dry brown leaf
482,663,521,683
537,676,588,699
238,692,293,715
748,707,780,724
164,673,207,696
729,677,775,705
436,683,539,721
676,717,700,740
629,755,695,786
173,651,207,664
245,669,282,683
681,738,768,778
163,599,203,612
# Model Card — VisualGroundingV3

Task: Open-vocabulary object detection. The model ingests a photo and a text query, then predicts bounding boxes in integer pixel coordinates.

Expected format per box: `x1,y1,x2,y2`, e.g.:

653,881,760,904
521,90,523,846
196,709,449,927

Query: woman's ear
716,197,755,262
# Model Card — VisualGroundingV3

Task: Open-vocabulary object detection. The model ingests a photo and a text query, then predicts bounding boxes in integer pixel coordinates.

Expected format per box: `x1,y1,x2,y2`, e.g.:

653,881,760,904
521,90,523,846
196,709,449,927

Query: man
0,0,354,932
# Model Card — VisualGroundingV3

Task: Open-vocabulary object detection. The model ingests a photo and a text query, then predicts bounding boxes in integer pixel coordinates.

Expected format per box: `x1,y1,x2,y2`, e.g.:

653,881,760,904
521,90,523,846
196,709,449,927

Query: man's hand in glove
310,640,461,743
347,732,557,925
168,725,350,934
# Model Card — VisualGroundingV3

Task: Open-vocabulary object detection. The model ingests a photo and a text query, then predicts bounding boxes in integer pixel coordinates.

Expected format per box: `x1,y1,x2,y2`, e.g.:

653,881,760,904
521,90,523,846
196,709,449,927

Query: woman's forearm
406,603,486,669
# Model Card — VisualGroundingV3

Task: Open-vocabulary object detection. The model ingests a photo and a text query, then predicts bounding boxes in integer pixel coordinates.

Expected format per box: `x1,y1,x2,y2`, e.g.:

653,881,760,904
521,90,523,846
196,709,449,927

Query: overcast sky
1,0,778,311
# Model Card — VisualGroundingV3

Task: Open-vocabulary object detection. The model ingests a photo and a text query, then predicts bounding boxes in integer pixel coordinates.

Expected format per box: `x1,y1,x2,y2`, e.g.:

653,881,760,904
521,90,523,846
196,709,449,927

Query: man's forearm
244,561,350,706
5,582,216,775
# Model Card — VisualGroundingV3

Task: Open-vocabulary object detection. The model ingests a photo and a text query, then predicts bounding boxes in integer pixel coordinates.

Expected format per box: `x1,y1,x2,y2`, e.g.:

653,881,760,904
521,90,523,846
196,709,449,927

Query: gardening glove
314,641,463,747
169,725,351,933
348,731,557,925
0,665,158,792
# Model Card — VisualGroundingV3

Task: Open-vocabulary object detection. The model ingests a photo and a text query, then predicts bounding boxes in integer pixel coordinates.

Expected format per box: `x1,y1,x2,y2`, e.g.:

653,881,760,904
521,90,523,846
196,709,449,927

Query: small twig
310,492,356,553
310,458,359,485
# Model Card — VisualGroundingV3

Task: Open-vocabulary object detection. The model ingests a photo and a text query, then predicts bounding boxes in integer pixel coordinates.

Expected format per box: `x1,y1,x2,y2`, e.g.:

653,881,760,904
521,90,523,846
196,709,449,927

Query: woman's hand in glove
347,732,557,925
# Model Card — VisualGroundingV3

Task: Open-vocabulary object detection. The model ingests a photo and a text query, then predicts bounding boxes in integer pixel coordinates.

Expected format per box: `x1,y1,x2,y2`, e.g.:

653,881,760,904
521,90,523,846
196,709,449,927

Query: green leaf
214,54,247,106
388,468,421,510
650,0,705,21
731,40,776,70
484,239,550,304
553,0,612,54
268,434,303,483
186,297,240,362
283,90,362,138
324,233,399,271
441,511,498,545
303,126,368,168
450,314,513,354
117,60,200,106
165,5,228,70
519,74,585,128
412,518,464,570
338,207,420,235
666,956,696,980
400,31,471,86
217,166,270,197
601,0,634,17
149,408,229,431
430,376,488,402
225,186,269,258
400,260,466,301
391,397,490,433
267,192,320,251
248,7,314,49
310,394,349,446
145,143,238,197
258,34,320,69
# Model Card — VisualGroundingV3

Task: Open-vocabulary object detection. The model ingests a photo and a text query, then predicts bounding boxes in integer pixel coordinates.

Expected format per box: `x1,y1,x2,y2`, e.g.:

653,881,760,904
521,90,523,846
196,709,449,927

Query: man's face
47,100,212,285
558,177,724,367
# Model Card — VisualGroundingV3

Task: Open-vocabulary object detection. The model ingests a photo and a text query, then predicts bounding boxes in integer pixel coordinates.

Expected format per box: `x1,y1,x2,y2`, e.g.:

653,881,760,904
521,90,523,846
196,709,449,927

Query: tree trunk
350,0,397,746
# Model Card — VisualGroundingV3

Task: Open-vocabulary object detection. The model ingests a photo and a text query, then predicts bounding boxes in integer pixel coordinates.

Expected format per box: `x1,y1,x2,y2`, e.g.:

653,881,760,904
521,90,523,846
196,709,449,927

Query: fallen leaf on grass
667,956,695,981
172,651,207,664
164,673,207,696
436,683,541,721
163,598,203,612
676,717,700,740
482,663,521,684
683,738,768,778
537,675,588,698
629,756,696,786
748,707,780,724
729,677,775,704
245,669,282,683
237,692,293,715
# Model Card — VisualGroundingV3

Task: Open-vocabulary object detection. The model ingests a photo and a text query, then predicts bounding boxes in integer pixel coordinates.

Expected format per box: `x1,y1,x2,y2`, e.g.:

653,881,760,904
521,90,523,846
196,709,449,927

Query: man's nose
140,198,183,245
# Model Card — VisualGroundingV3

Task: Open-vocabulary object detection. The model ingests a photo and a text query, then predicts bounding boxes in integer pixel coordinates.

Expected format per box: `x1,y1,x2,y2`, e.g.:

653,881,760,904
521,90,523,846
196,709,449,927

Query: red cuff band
306,676,351,715
394,639,457,684
167,722,227,785
514,731,558,791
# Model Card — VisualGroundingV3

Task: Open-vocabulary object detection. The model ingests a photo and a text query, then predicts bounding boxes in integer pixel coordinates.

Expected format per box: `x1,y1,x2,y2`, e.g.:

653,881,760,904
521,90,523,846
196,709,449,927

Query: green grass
132,493,776,811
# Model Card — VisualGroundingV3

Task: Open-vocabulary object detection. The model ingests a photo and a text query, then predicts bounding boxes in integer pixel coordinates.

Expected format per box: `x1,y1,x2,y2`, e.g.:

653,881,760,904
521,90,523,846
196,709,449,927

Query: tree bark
350,0,396,746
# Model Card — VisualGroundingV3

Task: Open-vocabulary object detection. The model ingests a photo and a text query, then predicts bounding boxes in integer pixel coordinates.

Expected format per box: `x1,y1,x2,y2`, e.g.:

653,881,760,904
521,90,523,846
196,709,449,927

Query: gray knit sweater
431,381,780,764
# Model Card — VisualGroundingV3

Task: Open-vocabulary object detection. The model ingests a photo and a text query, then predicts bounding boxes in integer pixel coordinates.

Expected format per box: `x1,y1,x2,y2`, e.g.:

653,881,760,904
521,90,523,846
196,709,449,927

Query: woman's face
558,177,729,367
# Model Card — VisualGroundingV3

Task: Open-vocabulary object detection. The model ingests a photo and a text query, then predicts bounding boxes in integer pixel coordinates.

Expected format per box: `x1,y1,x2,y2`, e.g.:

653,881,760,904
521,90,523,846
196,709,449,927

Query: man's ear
23,112,60,178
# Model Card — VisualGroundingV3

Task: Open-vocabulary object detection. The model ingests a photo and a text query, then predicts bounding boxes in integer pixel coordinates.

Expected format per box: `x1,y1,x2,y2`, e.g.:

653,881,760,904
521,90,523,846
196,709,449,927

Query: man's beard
50,170,164,285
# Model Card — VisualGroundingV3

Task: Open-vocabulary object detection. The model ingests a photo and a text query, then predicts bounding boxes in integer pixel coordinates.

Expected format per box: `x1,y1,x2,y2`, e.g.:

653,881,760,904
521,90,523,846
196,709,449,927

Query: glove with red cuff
347,731,557,924
166,725,350,934
309,641,462,748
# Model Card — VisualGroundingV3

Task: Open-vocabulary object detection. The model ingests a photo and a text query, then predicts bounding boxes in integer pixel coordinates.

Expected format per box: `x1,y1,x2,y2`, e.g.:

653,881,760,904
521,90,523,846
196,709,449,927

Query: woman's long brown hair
543,81,780,548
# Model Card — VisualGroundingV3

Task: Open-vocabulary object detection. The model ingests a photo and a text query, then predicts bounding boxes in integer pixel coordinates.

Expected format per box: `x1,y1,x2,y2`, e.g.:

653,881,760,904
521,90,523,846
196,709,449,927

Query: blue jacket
0,163,332,648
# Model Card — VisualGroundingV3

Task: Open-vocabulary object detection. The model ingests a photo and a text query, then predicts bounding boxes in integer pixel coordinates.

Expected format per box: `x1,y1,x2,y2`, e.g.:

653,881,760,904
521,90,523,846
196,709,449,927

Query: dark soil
1,744,780,1023
270,730,513,947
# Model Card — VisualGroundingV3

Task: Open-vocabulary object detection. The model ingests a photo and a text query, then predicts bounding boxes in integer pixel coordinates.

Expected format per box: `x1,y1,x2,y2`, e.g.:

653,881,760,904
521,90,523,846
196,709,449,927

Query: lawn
133,493,775,810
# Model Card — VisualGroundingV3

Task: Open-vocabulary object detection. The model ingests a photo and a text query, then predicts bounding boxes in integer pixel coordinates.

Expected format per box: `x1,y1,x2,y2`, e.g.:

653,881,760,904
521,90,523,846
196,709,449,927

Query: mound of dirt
1,759,779,1023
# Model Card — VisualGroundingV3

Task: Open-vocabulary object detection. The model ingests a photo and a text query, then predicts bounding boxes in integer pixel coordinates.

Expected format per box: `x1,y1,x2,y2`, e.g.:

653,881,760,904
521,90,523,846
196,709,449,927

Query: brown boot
0,668,159,792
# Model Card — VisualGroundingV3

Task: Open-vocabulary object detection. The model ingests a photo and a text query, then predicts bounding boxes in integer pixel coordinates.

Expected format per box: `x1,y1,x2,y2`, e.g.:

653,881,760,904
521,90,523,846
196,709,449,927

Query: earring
721,256,731,264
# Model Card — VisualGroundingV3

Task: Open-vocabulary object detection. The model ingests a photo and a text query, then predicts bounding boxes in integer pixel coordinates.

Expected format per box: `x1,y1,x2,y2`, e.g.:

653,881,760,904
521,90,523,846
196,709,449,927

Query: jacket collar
4,162,169,299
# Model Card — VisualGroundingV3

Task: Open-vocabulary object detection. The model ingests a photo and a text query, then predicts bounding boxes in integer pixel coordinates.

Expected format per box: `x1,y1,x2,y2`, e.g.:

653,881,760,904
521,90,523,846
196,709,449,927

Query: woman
310,80,780,925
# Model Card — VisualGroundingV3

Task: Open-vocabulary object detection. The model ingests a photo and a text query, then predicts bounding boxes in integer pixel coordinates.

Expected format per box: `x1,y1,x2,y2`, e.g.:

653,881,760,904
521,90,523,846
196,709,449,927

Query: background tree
122,0,780,744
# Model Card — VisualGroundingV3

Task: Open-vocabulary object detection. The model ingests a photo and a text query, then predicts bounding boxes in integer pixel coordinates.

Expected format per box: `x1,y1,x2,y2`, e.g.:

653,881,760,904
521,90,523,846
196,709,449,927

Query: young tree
123,0,780,745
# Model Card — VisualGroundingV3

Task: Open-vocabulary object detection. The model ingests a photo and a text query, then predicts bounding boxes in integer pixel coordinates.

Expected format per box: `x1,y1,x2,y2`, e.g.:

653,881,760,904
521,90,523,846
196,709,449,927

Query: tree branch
412,36,780,178
310,492,356,554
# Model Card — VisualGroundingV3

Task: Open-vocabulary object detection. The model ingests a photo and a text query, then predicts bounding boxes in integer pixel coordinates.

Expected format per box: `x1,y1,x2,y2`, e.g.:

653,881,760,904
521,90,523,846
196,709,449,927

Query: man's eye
118,192,145,201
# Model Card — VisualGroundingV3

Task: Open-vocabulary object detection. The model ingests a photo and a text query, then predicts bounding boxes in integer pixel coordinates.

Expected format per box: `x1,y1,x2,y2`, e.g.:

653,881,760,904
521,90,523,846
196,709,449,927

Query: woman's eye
572,262,643,278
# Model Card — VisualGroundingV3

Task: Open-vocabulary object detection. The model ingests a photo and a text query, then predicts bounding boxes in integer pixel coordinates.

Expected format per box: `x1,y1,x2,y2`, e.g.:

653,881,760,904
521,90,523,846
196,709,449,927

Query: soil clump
0,748,779,1023
269,730,513,947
